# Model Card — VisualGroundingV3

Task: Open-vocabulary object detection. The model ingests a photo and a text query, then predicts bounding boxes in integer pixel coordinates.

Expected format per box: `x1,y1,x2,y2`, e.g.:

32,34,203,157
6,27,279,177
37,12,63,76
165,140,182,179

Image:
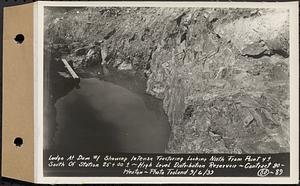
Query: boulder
117,62,133,71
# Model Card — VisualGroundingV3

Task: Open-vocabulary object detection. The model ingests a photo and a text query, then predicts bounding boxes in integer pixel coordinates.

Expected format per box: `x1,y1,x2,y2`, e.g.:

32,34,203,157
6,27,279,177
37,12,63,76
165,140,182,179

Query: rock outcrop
45,7,290,153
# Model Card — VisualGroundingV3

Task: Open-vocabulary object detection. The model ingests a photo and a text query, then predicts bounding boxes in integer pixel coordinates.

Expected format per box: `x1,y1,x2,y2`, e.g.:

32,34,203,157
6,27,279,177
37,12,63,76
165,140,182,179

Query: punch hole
14,34,25,44
14,137,23,147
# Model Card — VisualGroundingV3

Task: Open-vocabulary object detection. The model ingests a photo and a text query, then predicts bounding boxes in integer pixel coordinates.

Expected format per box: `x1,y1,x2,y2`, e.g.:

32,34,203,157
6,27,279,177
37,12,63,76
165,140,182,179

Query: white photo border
35,1,299,184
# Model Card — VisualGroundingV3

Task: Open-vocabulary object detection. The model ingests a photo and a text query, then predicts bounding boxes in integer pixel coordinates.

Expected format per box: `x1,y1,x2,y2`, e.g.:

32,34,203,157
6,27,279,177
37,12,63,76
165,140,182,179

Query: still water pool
52,74,170,153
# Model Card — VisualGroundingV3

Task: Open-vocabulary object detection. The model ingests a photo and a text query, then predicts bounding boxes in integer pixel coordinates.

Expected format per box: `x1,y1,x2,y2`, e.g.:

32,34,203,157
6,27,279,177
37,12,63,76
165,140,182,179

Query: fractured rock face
214,9,289,58
145,8,290,153
45,7,290,154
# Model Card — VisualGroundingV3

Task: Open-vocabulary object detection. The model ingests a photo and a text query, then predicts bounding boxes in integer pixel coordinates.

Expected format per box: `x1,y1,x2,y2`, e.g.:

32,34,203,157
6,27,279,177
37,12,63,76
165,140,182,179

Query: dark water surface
51,73,170,153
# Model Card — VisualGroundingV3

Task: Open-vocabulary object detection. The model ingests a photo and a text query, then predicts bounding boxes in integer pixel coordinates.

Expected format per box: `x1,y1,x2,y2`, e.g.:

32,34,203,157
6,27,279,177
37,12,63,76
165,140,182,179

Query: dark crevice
168,31,179,39
210,17,218,24
243,51,273,59
145,63,151,70
104,51,115,62
243,49,289,59
141,28,151,41
147,46,157,62
180,33,187,43
175,12,186,26
104,28,116,40
129,33,136,42
273,49,289,58
183,105,194,120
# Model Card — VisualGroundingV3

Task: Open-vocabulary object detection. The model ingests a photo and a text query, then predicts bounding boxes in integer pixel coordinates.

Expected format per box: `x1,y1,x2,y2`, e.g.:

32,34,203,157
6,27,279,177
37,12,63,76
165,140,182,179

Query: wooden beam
61,58,79,79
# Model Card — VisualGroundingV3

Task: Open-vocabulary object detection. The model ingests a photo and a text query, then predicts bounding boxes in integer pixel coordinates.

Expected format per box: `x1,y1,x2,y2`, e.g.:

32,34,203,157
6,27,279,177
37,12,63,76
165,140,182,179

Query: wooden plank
61,58,79,79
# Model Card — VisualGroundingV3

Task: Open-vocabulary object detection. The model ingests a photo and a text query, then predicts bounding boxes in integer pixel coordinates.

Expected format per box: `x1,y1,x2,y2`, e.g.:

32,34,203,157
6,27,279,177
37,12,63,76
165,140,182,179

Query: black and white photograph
40,1,297,181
